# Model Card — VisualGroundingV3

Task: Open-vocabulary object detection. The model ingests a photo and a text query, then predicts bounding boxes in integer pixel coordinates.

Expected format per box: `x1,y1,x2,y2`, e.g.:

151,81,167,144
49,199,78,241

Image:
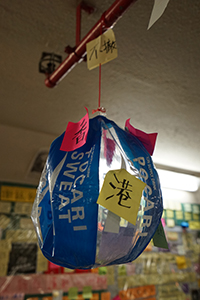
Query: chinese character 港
106,173,132,208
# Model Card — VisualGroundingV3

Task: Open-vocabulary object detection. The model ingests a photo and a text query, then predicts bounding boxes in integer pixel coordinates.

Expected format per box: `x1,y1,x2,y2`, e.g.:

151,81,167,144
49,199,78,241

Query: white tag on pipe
148,0,170,30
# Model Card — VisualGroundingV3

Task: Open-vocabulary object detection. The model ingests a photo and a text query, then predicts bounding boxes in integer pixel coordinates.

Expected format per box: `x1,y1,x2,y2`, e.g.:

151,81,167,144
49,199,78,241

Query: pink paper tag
60,107,89,152
125,118,158,155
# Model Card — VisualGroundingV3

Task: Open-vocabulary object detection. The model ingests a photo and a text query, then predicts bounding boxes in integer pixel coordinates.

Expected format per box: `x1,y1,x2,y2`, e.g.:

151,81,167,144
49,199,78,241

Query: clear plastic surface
95,118,163,266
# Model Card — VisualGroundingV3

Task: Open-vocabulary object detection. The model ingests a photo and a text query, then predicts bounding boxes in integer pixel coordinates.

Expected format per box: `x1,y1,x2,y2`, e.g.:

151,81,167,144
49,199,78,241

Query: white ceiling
0,0,200,189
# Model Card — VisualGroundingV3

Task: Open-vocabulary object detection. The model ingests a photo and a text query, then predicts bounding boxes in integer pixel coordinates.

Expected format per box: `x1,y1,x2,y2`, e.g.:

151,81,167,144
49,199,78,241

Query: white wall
162,187,200,210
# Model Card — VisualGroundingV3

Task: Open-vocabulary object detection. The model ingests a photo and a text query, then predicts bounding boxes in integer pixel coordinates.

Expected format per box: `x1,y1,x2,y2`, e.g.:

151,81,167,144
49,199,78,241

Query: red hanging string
92,22,106,114
92,63,106,114
98,63,101,108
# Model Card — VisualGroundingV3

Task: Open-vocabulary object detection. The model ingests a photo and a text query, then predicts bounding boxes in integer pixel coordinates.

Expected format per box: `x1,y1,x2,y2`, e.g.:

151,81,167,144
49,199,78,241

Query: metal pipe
45,0,138,88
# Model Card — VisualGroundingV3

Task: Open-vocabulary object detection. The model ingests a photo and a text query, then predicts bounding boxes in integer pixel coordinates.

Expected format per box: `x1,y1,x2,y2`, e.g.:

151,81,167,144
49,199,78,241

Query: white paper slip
104,210,120,234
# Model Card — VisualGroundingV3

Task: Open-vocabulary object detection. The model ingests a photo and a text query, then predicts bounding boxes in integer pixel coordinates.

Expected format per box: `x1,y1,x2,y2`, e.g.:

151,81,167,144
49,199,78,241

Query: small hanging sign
60,107,89,152
97,169,146,226
148,0,170,30
86,29,118,70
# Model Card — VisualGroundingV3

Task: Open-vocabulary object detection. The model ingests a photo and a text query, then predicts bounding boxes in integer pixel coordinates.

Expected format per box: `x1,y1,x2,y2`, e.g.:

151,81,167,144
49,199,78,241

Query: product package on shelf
0,185,40,278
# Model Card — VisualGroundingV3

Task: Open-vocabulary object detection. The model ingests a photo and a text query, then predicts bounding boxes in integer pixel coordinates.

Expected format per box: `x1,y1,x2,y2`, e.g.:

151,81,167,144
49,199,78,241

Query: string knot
92,107,106,114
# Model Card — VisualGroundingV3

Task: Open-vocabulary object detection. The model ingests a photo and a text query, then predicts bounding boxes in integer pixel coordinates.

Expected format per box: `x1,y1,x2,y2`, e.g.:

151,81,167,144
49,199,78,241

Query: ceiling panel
0,0,200,186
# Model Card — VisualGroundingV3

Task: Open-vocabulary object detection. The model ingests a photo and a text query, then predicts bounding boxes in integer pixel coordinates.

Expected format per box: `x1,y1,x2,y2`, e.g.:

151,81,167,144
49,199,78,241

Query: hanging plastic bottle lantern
31,113,163,269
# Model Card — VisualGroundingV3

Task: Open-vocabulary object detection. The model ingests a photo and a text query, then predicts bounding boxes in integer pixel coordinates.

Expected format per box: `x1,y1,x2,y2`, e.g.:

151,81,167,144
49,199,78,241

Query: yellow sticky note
175,256,187,269
97,169,146,226
86,29,117,70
